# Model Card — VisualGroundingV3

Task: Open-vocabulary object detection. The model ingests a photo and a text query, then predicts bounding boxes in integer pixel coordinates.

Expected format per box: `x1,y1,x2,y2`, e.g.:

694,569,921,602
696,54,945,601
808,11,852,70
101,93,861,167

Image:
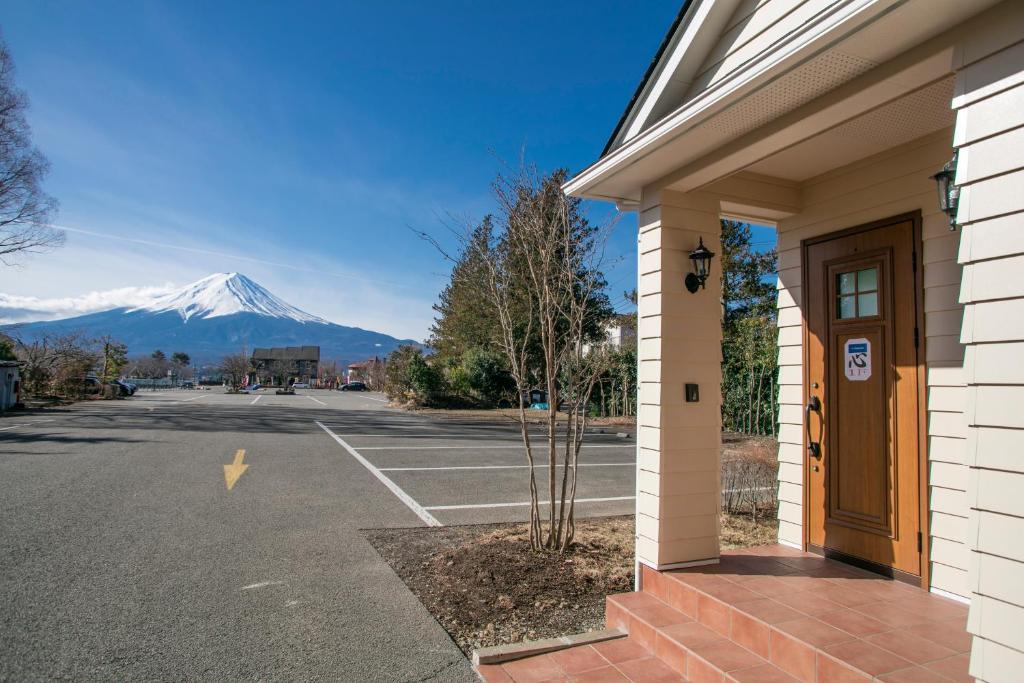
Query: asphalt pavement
0,388,635,681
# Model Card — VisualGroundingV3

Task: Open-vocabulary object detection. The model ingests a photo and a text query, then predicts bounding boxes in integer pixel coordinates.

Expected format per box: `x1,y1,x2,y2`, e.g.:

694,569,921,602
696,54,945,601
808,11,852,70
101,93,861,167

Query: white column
636,189,723,569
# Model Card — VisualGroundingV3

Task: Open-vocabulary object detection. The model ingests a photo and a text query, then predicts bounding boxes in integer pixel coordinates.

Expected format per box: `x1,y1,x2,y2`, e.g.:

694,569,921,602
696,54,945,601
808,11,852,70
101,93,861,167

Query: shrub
461,348,513,406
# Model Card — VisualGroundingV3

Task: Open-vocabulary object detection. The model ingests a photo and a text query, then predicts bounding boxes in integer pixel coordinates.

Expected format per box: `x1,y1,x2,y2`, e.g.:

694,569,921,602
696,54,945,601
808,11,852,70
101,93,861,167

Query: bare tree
422,165,614,551
13,331,100,398
221,351,252,391
269,359,297,388
0,36,61,265
363,356,387,391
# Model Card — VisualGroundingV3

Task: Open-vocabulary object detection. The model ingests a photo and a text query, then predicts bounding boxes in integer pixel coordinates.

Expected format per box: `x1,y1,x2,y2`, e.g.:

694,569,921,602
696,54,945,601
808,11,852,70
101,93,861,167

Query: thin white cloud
0,284,174,323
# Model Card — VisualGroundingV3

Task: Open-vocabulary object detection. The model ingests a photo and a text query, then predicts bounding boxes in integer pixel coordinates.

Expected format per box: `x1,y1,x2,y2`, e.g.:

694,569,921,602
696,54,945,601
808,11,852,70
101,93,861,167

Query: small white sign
844,338,871,381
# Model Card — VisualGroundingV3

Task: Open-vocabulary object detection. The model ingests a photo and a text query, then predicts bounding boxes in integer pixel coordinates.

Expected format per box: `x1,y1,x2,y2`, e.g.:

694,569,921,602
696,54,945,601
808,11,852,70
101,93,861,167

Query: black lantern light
685,237,715,293
932,150,960,230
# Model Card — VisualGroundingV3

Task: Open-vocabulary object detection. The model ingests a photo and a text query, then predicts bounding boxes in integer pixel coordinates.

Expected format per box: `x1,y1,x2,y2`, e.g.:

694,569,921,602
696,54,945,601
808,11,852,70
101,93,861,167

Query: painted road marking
240,580,283,591
379,463,634,471
423,496,635,511
181,395,206,402
315,421,441,527
0,419,55,431
356,444,629,450
305,395,327,406
250,395,262,405
361,395,387,402
223,449,249,490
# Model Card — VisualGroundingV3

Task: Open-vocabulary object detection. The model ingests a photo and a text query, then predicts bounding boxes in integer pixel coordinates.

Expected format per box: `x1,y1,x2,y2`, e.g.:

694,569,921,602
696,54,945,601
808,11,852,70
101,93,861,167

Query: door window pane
858,292,878,317
835,266,880,319
837,272,856,295
857,268,877,292
838,295,857,319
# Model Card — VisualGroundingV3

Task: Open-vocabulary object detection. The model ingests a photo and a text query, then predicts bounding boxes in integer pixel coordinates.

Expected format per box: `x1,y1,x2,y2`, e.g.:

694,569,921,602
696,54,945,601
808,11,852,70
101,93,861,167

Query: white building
0,361,20,412
558,1,1024,680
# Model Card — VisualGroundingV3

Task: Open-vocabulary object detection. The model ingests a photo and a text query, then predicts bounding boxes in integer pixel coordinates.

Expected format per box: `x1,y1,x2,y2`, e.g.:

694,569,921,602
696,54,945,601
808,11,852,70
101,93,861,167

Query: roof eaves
601,0,697,158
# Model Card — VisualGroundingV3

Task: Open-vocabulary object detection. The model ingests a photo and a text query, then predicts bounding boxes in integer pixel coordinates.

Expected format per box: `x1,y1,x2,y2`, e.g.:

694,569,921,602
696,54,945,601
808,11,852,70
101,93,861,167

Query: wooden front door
804,214,924,577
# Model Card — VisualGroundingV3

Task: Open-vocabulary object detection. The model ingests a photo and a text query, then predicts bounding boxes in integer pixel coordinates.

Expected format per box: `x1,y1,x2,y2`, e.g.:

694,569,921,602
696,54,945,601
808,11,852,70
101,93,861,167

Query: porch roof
564,0,999,205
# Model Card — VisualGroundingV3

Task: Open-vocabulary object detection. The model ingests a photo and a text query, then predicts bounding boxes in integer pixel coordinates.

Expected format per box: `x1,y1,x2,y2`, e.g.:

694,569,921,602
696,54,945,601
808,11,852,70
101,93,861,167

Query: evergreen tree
0,332,14,361
429,216,499,362
719,220,779,435
99,337,128,383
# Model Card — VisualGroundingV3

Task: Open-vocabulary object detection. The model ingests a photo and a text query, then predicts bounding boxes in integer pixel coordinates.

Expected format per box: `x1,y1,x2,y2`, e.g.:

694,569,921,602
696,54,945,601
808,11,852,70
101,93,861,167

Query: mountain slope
2,273,418,365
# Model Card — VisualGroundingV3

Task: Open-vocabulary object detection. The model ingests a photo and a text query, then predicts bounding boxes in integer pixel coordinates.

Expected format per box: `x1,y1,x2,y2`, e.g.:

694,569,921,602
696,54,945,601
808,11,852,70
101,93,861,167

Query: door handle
806,396,822,460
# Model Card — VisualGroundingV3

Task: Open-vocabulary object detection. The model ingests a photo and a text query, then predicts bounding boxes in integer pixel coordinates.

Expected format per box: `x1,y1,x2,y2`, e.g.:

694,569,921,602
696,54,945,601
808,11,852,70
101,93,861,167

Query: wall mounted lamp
685,237,715,293
931,150,960,230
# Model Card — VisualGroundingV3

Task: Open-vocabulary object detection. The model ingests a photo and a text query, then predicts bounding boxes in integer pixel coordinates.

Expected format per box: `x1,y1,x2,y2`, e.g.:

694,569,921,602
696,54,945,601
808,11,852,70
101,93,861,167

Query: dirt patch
365,510,778,656
364,517,635,655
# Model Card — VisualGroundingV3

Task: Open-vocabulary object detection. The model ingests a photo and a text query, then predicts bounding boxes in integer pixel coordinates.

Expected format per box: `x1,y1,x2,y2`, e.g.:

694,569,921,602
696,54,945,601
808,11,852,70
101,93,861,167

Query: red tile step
618,547,971,683
476,635,687,682
606,591,799,683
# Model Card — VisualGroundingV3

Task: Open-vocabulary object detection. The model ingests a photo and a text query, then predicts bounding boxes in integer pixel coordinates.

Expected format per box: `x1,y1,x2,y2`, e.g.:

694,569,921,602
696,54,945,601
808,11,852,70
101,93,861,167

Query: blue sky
0,2,771,340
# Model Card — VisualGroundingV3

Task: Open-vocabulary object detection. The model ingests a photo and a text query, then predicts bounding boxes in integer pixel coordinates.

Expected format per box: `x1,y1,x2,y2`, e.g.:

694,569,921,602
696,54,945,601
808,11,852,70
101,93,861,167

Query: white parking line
357,444,629,450
379,463,634,471
180,395,206,402
306,395,327,406
361,395,387,402
251,395,262,405
315,421,441,527
424,496,635,511
0,419,56,431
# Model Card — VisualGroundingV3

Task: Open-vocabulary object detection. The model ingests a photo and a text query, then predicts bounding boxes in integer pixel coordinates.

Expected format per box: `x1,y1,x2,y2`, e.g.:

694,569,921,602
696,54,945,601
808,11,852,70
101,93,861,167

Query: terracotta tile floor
657,545,972,682
476,638,684,683
477,546,973,682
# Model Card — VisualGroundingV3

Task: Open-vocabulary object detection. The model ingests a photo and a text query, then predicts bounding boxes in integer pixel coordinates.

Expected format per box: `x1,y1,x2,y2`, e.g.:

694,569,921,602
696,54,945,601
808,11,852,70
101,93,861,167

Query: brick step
476,634,689,682
614,554,971,682
607,591,799,682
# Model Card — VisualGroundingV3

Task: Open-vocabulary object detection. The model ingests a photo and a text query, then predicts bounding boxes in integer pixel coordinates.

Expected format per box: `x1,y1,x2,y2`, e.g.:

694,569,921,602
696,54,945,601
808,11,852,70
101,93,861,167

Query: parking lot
0,386,634,680
314,411,636,527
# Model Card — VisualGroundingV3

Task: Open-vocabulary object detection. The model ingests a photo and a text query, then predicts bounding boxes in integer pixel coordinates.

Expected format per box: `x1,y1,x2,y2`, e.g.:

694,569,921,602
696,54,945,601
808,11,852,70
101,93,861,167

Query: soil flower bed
365,512,779,656
364,516,635,655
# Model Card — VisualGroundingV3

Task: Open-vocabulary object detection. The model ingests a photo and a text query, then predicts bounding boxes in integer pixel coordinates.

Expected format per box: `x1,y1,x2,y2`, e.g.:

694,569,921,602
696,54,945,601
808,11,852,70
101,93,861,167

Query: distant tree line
124,349,193,381
3,330,128,399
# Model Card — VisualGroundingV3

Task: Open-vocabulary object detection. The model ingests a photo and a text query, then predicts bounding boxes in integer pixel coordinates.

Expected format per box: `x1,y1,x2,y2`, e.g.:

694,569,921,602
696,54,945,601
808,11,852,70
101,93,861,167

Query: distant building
582,319,636,355
251,346,320,386
346,356,383,387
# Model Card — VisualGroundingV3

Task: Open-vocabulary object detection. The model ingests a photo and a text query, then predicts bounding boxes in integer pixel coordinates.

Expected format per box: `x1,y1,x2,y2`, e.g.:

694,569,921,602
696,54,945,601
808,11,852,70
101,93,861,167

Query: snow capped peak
133,273,326,323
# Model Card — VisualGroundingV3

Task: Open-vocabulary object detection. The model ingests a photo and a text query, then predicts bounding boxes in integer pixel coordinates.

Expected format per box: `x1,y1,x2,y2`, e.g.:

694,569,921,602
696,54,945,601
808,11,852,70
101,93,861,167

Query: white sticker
844,338,871,381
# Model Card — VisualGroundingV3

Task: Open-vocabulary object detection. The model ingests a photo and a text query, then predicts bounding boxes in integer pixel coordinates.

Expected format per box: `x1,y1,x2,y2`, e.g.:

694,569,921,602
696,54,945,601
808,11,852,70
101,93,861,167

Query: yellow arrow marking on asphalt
224,449,249,491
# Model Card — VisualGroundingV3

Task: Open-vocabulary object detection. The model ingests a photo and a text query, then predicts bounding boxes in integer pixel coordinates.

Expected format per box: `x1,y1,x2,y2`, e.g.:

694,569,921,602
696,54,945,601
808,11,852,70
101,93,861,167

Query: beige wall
772,131,969,598
953,32,1024,682
635,190,723,570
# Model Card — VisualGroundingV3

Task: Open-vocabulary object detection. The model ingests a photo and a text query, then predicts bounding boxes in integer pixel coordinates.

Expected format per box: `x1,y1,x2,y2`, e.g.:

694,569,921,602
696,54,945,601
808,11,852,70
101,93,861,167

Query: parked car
113,380,136,396
241,383,262,394
340,381,366,391
83,377,103,395
291,382,309,389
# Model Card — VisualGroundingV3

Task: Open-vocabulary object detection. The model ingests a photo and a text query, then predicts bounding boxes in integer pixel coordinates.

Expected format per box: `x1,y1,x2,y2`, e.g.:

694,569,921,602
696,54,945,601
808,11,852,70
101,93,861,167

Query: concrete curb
472,627,627,666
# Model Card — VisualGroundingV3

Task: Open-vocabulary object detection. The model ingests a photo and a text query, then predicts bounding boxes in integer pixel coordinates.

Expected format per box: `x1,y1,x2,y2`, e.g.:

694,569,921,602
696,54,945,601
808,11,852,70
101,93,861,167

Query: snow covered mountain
2,273,418,365
133,273,327,323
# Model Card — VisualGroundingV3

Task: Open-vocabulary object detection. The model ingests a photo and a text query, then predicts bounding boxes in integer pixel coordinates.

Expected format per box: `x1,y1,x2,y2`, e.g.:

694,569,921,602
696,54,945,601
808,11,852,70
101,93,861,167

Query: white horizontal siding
955,37,1024,683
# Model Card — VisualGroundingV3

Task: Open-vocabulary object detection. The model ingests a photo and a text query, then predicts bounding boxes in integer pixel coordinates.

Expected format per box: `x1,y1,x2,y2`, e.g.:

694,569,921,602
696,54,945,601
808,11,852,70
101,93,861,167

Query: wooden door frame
799,211,929,589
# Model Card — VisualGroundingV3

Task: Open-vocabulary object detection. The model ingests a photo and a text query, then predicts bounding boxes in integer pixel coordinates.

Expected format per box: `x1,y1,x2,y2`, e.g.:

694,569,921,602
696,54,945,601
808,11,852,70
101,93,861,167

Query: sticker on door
844,338,871,381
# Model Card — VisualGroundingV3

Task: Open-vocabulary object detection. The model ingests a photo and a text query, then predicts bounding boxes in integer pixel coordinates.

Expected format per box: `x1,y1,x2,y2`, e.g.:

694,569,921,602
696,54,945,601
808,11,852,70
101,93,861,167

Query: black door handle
806,396,821,459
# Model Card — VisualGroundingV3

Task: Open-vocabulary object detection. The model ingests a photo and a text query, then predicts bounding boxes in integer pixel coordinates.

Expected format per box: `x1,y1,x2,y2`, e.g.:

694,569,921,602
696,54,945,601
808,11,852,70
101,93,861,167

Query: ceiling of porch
742,76,955,182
